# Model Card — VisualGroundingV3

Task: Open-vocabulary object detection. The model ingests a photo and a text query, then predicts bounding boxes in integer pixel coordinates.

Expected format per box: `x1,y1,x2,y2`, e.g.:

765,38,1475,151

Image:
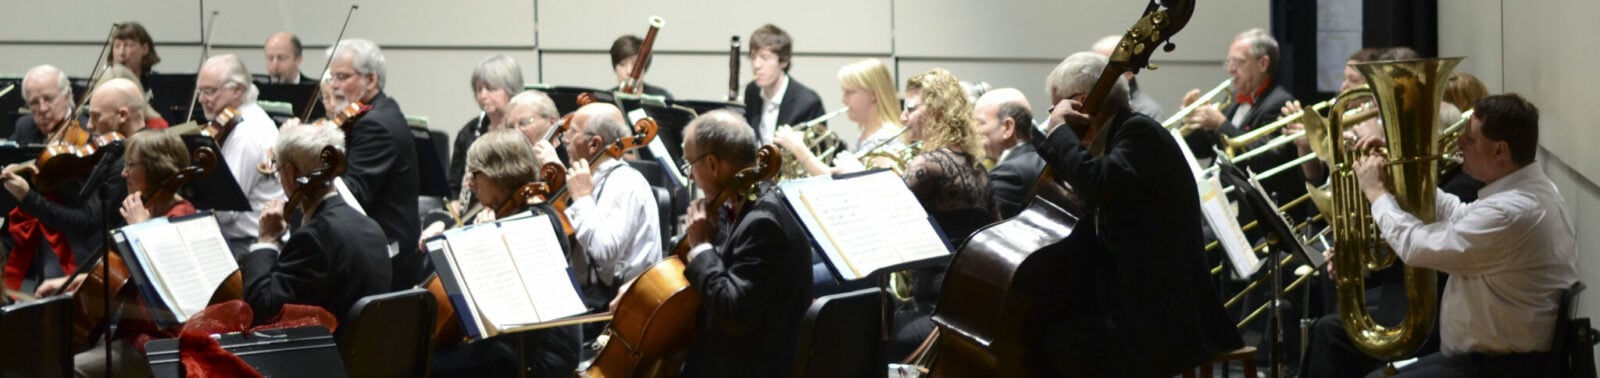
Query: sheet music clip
177,134,253,212
1214,154,1323,270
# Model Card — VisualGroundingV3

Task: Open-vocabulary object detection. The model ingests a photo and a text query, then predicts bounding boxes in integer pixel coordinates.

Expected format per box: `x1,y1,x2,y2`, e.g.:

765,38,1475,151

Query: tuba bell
1315,57,1460,360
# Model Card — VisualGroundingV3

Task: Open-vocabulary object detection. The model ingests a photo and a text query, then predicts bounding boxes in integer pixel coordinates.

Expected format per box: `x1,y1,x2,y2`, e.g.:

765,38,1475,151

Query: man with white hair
245,122,390,325
1092,34,1166,120
11,65,76,145
560,103,660,312
314,38,422,290
196,54,286,256
1027,51,1242,376
972,88,1044,219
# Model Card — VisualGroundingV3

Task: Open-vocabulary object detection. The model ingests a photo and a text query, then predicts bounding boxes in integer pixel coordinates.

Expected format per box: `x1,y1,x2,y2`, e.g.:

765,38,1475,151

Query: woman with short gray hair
449,54,525,201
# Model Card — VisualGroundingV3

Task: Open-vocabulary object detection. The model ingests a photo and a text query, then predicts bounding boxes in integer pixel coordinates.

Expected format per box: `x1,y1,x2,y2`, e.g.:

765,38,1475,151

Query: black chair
336,288,436,378
794,288,883,378
1553,282,1598,378
0,295,74,377
626,159,679,250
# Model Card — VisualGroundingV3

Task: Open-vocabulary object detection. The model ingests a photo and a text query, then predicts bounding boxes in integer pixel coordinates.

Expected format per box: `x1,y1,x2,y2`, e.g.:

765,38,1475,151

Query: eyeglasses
679,153,709,177
196,82,236,97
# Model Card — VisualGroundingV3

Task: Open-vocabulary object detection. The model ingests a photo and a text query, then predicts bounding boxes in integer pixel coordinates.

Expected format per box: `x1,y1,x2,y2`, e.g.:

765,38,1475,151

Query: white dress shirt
565,158,661,289
756,75,790,145
1370,164,1578,356
216,103,287,245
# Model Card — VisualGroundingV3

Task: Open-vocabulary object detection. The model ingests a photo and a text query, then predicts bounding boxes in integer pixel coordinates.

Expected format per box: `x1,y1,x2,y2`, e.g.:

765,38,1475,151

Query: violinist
1,79,146,297
11,65,77,145
677,110,812,376
196,54,286,256
543,103,660,313
1028,52,1242,376
308,38,422,291
244,122,389,326
507,90,562,165
429,129,580,377
91,64,169,130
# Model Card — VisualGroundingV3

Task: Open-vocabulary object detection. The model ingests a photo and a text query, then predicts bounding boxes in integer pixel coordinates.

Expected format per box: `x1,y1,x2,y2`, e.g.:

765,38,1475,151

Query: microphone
78,140,125,201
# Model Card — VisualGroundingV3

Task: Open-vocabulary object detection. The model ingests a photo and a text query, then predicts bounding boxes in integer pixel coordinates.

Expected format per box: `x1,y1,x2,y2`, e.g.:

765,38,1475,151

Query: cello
585,144,782,378
927,1,1195,376
67,146,243,348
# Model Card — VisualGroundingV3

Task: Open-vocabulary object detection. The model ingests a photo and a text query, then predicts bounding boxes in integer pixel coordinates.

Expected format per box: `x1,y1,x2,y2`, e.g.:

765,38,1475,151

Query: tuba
1314,57,1460,360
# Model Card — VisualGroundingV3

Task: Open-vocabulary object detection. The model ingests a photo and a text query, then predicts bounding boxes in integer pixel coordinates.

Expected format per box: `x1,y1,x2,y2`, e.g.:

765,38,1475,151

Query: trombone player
1345,94,1575,376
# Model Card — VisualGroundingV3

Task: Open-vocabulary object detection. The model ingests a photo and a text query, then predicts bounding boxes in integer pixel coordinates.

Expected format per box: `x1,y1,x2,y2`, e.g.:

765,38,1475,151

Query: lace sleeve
903,148,995,215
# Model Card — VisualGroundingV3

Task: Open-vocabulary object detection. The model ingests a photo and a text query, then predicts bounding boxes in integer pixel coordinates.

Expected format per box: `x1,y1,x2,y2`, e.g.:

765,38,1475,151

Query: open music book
1171,129,1261,278
113,212,238,326
424,212,588,340
780,169,952,282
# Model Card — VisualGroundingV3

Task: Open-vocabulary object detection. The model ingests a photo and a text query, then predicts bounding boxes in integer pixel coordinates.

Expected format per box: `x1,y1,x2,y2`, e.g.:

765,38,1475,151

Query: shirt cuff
248,242,280,254
686,243,713,263
1369,192,1398,219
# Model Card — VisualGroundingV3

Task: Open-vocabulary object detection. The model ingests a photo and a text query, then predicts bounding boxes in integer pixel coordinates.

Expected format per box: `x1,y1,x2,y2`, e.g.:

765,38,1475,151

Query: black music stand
255,82,325,122
143,74,202,125
524,84,607,116
178,135,252,213
1217,157,1319,378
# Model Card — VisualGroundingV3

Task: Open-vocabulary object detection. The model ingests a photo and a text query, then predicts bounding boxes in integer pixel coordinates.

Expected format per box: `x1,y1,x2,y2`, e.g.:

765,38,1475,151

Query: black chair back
0,295,73,377
1555,282,1597,378
794,288,883,378
336,288,436,377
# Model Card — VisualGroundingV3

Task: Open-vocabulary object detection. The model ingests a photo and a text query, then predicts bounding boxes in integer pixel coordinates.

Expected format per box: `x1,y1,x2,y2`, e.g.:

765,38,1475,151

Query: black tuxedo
1183,82,1308,220
681,190,813,377
241,195,391,326
741,77,826,142
11,115,48,145
988,142,1047,219
1031,109,1244,377
343,91,422,290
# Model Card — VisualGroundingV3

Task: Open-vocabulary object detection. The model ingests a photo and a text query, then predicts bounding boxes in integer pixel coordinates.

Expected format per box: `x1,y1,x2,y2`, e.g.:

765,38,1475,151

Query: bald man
263,32,311,84
1092,34,1166,120
559,103,661,313
972,88,1046,219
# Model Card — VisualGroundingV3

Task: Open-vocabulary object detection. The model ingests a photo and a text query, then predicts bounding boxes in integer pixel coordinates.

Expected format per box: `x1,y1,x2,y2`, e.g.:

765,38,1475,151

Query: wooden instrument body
30,123,109,193
928,1,1194,375
586,256,700,378
201,107,241,146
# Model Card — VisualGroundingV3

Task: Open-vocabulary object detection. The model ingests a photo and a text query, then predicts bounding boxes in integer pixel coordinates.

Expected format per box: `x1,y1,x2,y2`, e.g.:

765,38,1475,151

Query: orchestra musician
971,88,1044,219
1092,34,1166,120
1349,94,1576,376
507,90,563,165
677,110,812,376
1181,28,1308,219
609,34,674,99
244,121,390,326
262,32,313,85
109,22,160,87
557,103,660,312
3,78,147,297
298,38,423,291
742,24,827,145
1031,51,1243,376
773,58,905,176
429,129,580,378
11,65,77,146
448,55,524,201
195,54,286,256
91,64,169,130
890,67,999,357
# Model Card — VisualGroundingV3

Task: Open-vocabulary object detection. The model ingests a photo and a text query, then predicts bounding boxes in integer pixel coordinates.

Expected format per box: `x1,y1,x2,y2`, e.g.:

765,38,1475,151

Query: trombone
1163,78,1233,134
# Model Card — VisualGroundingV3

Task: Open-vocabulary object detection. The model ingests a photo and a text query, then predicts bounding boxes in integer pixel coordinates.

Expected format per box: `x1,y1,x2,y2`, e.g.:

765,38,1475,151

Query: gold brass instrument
1436,108,1472,173
1319,57,1459,360
1163,78,1233,132
776,107,849,180
1220,97,1380,160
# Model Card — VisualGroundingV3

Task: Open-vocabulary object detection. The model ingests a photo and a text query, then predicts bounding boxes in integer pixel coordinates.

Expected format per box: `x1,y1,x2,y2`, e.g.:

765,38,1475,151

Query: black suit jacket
681,190,813,377
242,195,391,326
742,77,826,140
343,92,422,290
1032,109,1243,377
11,115,48,145
13,154,128,268
1183,83,1308,220
988,143,1047,219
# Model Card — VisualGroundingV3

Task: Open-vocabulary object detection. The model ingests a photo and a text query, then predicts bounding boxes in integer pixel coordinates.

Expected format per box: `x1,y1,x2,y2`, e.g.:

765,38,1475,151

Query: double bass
927,1,1195,376
586,145,782,378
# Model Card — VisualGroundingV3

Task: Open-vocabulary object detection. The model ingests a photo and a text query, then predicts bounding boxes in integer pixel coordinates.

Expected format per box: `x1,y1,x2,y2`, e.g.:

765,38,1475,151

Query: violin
201,107,241,146
68,146,242,348
587,145,782,378
22,121,99,193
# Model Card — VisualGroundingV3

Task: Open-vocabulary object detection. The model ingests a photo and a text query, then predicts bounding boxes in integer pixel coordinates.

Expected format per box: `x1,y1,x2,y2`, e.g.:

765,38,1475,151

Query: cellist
3,78,146,299
2,65,89,296
428,129,581,377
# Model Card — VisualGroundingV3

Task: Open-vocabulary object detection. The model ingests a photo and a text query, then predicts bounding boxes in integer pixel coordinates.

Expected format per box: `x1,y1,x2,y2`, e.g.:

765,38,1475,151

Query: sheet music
133,225,211,322
1199,176,1261,277
444,225,539,332
174,216,239,299
499,216,588,323
795,171,947,279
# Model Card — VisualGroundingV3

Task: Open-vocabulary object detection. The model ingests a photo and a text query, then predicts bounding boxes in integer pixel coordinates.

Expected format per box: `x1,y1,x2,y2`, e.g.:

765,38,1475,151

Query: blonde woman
773,59,906,176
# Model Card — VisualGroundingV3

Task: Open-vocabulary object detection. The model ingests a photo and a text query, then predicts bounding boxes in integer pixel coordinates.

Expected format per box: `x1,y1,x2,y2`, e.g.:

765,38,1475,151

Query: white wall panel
537,0,892,54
